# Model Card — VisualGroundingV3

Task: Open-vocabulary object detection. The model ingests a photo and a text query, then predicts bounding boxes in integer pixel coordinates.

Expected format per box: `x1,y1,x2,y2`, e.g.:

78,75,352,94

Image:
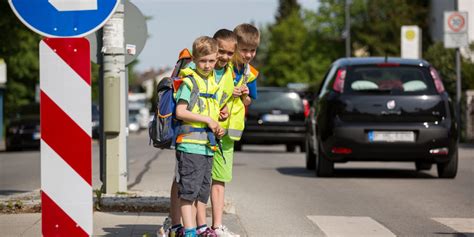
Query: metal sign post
86,0,148,191
0,59,6,144
444,10,469,138
8,0,119,236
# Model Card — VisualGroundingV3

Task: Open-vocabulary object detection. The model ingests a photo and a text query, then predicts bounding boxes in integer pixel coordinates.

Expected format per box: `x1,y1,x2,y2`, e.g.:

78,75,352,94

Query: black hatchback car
238,87,309,152
306,57,458,178
5,103,40,151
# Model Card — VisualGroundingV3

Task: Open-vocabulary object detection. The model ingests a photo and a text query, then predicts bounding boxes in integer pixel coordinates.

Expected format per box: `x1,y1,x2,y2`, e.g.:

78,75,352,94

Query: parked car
129,92,150,130
92,104,100,139
237,87,310,152
306,57,458,178
128,109,141,133
5,103,40,151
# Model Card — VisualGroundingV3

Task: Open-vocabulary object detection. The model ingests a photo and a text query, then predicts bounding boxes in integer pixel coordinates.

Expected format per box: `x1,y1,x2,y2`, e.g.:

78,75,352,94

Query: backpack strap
175,125,226,163
199,93,217,99
185,75,200,111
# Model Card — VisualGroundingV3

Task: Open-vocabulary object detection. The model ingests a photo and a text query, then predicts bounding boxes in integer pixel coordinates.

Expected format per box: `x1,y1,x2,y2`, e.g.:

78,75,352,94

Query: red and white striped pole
40,38,92,236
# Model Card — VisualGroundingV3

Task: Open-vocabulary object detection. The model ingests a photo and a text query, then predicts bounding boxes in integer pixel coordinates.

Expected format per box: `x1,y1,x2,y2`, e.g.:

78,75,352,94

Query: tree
351,0,431,57
0,1,41,119
275,0,301,24
262,10,309,87
424,42,474,97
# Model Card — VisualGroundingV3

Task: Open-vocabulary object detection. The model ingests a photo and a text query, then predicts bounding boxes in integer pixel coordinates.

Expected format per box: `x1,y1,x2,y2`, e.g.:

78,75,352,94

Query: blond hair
233,23,260,48
192,36,218,59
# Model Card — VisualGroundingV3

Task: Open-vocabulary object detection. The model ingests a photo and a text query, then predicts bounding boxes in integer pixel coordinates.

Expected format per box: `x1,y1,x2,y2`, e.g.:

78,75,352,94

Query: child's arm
219,104,229,121
175,101,224,136
240,85,252,106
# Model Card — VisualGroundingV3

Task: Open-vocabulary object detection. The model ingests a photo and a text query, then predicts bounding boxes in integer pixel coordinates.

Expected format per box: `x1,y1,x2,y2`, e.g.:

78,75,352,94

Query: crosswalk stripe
432,218,474,233
307,216,396,237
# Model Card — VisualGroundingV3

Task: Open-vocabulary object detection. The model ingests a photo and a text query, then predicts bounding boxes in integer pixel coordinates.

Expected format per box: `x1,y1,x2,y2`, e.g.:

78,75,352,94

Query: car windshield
249,91,303,112
92,104,99,121
345,66,436,95
14,104,39,119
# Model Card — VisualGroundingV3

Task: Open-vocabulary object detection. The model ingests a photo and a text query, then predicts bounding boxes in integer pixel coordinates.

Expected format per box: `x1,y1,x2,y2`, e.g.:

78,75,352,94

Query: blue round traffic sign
9,0,119,38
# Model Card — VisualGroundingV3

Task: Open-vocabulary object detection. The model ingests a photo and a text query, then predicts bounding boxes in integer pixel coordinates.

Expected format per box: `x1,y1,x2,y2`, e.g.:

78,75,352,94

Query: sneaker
157,217,172,237
213,225,240,237
197,227,217,237
170,227,185,237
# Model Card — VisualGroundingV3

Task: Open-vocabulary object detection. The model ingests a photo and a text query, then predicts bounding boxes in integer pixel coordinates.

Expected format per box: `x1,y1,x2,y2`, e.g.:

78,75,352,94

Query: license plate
262,114,289,122
32,132,41,140
368,131,415,142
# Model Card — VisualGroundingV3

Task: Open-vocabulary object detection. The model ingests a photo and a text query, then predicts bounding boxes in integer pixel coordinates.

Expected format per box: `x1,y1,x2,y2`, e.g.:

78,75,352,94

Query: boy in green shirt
174,36,224,237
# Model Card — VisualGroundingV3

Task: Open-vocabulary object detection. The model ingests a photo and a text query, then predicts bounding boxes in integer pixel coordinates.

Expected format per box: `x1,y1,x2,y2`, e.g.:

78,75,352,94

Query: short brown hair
213,29,238,44
233,23,260,48
192,36,218,59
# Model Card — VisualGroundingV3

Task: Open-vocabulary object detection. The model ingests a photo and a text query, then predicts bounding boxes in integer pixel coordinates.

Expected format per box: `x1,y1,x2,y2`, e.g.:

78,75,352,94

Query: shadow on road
434,233,474,237
277,167,438,179
0,148,40,154
101,224,161,237
237,148,301,154
0,190,30,196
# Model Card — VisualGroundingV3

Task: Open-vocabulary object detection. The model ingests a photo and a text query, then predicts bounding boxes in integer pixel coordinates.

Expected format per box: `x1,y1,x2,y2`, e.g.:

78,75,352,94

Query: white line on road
432,218,474,234
307,216,396,237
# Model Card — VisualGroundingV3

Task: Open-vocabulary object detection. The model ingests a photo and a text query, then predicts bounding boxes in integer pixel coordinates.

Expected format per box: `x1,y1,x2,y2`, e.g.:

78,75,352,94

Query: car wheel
305,139,316,170
415,161,432,171
300,142,306,153
437,148,458,179
5,139,15,151
316,143,334,177
234,141,242,152
286,144,296,152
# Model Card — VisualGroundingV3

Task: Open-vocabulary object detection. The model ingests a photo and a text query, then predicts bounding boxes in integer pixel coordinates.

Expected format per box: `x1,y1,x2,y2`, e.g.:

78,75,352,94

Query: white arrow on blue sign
9,0,119,38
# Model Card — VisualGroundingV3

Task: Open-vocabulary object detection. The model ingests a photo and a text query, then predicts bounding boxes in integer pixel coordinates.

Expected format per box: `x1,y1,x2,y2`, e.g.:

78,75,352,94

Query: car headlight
92,121,99,127
8,127,18,134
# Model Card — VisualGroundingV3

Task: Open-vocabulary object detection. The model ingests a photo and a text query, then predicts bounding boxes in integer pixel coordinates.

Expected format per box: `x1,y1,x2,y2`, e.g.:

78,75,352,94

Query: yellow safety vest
216,63,235,109
176,68,220,148
225,64,259,141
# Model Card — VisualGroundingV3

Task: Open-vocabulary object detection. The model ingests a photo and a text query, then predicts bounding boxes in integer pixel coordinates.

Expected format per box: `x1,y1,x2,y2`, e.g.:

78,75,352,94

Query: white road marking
432,218,474,233
307,215,396,237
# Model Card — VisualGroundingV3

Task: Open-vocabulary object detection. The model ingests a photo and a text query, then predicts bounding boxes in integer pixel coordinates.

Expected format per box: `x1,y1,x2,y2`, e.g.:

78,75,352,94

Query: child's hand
219,106,229,121
216,126,225,139
233,87,242,98
207,119,220,134
240,85,249,96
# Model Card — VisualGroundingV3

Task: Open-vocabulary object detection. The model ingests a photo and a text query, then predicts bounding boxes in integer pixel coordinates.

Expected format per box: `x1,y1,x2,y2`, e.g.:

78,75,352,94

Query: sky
130,0,319,72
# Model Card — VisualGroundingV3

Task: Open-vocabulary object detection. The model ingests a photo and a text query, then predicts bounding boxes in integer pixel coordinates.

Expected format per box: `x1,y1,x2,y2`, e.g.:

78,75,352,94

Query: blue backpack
148,49,198,149
148,49,225,162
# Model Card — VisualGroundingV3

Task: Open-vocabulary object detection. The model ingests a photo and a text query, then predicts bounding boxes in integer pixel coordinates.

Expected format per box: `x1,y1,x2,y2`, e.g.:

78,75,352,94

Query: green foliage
0,1,41,118
424,42,474,97
91,63,100,103
262,11,309,87
351,0,431,57
275,0,301,24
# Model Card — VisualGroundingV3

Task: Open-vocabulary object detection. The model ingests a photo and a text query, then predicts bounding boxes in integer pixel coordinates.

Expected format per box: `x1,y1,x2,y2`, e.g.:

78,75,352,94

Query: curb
0,190,236,215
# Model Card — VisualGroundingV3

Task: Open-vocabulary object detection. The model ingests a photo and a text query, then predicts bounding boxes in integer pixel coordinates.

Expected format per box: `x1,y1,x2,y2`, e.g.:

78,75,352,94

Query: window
345,66,436,95
250,91,303,112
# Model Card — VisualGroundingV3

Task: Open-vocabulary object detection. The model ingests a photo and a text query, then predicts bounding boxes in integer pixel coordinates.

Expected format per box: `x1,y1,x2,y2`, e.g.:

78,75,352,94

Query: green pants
212,134,235,183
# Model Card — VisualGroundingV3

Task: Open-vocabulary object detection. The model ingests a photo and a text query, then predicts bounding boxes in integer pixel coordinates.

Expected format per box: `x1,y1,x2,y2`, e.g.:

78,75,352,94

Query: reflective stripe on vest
224,63,258,141
177,68,220,147
227,129,243,139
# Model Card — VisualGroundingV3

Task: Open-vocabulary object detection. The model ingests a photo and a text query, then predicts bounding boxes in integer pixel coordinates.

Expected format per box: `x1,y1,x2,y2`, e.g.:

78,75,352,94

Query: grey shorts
176,151,213,204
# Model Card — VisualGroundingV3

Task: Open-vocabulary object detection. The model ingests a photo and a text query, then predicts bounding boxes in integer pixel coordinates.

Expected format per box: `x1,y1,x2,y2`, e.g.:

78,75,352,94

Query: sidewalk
0,212,244,237
0,133,247,236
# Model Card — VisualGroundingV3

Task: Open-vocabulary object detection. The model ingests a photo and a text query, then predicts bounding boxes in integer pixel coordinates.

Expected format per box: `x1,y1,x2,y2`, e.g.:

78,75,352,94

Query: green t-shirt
214,68,225,84
175,83,215,156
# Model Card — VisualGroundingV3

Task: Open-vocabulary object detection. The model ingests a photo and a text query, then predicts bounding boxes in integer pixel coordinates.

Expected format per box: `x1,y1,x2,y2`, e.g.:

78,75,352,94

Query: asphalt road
1,133,473,236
